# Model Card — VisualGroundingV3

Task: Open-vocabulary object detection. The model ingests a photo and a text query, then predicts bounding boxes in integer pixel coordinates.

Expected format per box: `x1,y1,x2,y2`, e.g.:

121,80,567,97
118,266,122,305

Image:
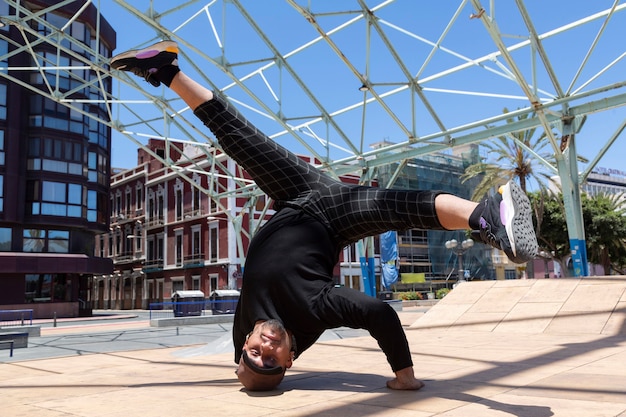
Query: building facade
94,139,370,310
0,1,115,318
375,143,521,282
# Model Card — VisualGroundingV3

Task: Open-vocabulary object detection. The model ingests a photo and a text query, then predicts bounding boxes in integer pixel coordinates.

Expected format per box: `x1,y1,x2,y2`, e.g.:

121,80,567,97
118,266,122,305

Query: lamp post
445,238,474,283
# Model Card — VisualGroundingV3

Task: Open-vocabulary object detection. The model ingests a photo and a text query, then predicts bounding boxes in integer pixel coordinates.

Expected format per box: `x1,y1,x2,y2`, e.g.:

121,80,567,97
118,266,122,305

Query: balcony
144,216,164,229
114,251,134,264
183,253,205,268
143,258,164,272
183,208,202,220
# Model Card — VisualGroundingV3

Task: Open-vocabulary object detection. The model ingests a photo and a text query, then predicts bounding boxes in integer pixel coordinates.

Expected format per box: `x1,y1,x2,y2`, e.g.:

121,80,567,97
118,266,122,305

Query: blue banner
380,231,399,289
356,240,376,297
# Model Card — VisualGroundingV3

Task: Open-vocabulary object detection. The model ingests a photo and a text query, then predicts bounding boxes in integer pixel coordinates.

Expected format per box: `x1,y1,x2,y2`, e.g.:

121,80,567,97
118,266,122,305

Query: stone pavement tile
99,397,270,417
2,404,75,417
512,372,626,404
546,310,613,334
573,348,626,376
9,351,144,374
0,372,121,406
518,279,579,303
560,282,626,312
451,312,506,331
0,362,53,380
437,393,626,417
443,280,496,304
468,286,530,313
603,301,626,335
487,362,574,387
271,400,432,417
409,304,473,330
343,379,512,415
398,310,427,326
494,302,562,333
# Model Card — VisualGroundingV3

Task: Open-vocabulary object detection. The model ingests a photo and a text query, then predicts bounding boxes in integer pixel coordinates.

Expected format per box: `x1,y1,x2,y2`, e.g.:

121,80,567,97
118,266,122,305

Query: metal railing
0,309,33,327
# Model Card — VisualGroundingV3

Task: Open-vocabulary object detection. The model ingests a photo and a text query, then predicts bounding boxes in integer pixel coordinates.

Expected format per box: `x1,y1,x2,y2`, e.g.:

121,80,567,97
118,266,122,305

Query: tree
462,108,556,278
531,191,626,276
461,108,555,201
529,191,571,276
582,193,626,275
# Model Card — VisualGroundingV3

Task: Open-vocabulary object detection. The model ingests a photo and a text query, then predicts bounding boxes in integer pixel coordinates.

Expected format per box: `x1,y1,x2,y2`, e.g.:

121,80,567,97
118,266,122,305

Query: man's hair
237,364,285,391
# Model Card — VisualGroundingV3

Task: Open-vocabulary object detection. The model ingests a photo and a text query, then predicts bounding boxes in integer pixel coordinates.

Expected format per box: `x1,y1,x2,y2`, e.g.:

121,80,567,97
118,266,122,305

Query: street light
445,238,474,283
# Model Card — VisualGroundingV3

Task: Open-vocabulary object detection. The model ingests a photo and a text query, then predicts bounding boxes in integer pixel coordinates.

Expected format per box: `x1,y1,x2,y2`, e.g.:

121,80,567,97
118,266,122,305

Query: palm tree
461,108,557,278
461,108,556,200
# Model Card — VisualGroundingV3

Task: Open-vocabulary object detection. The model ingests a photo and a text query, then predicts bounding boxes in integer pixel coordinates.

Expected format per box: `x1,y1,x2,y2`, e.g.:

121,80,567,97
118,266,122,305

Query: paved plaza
2,277,626,416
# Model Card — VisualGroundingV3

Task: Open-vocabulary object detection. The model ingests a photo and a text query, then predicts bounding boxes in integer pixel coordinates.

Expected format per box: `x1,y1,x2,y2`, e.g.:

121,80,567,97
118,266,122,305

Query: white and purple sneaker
110,41,178,87
472,181,538,263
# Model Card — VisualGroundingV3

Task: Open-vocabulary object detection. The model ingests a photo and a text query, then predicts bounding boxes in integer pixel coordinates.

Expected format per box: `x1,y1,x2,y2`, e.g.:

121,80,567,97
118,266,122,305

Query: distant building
374,143,520,282
0,1,115,317
94,139,365,309
583,167,626,201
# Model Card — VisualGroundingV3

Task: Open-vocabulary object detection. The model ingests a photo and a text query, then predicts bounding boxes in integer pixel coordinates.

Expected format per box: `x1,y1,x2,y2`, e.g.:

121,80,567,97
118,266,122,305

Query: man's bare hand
386,367,425,390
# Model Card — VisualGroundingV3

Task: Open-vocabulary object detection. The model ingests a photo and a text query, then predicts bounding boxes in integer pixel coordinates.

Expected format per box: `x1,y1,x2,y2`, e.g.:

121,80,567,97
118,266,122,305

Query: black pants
193,94,446,248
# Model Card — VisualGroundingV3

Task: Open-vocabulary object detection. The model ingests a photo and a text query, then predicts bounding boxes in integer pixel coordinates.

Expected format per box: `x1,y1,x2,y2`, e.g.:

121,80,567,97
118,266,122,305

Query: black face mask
241,350,284,375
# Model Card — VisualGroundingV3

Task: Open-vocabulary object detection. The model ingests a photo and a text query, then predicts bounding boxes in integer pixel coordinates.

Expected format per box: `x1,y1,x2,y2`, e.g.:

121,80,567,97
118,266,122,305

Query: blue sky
99,1,626,182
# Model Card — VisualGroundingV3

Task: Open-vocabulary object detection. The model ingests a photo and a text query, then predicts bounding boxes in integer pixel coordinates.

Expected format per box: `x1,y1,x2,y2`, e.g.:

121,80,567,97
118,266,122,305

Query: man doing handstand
111,41,538,391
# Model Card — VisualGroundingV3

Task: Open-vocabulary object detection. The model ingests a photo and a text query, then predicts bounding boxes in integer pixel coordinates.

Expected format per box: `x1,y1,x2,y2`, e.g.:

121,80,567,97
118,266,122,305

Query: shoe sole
500,181,538,263
111,40,178,69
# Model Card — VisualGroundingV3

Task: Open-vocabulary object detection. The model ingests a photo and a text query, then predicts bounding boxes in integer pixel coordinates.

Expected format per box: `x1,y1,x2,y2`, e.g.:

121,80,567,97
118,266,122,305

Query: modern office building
0,1,115,317
583,167,626,199
375,143,520,282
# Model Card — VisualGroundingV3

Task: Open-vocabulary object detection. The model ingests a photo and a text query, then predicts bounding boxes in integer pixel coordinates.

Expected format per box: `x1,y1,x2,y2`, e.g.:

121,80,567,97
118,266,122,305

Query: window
192,275,200,291
136,185,143,210
23,229,69,253
157,234,164,263
175,187,183,221
172,279,184,293
48,182,80,216
209,225,218,262
125,188,131,217
209,180,218,211
192,227,201,256
27,136,82,175
209,275,218,294
0,83,6,120
87,189,97,222
115,192,122,217
0,227,11,251
157,193,164,221
0,130,4,165
175,231,183,267
0,174,3,212
25,274,70,303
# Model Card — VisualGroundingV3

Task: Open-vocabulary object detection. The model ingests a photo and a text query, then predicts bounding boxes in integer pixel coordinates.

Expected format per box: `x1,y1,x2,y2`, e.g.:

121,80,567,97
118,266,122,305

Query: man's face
243,319,294,370
236,319,294,390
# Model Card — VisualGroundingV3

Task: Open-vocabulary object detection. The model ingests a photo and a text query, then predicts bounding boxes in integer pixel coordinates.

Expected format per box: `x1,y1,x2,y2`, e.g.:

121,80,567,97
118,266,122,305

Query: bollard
53,312,57,327
176,326,179,336
21,313,24,326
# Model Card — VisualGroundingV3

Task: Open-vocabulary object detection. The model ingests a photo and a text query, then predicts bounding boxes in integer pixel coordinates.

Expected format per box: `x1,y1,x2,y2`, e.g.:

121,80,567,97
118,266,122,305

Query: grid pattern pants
193,94,446,248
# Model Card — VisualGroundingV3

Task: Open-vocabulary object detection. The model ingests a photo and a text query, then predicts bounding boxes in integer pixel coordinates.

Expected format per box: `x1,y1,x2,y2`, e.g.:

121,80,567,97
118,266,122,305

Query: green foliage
461,108,556,201
530,191,570,260
582,193,626,275
397,291,423,301
436,288,450,299
530,191,626,275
